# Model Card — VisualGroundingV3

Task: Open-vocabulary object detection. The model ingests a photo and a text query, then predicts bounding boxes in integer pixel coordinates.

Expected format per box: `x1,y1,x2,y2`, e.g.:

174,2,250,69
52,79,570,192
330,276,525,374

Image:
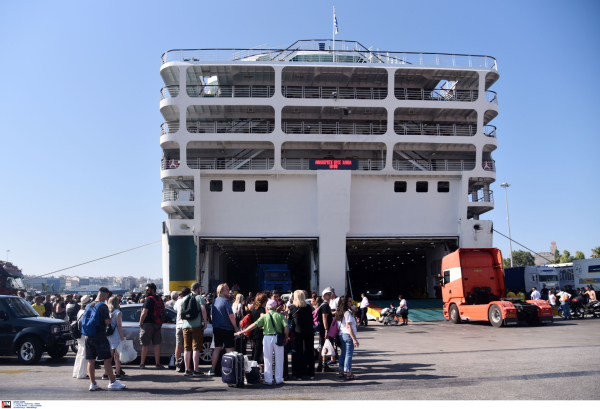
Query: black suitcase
222,351,245,388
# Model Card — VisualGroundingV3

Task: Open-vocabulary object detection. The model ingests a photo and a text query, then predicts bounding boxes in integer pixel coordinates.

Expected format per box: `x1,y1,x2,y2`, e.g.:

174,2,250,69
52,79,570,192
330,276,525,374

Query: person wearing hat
235,299,289,385
73,295,92,379
316,288,335,372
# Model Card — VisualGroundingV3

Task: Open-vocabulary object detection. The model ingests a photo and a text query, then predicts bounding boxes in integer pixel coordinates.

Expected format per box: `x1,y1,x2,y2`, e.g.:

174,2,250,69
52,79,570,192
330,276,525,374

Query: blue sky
1,0,598,279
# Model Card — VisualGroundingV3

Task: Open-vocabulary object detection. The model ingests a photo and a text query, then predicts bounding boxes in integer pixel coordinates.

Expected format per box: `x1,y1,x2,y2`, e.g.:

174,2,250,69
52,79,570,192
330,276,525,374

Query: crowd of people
505,284,598,319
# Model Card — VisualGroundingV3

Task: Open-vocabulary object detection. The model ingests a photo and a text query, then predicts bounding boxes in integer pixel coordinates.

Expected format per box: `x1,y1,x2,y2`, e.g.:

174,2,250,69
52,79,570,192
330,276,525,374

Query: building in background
158,39,499,297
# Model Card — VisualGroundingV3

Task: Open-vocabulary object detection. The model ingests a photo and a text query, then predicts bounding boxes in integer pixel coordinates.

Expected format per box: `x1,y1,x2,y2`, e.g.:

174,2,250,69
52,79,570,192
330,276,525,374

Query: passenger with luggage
288,290,315,380
83,287,126,390
317,289,335,372
138,283,166,369
180,282,208,376
250,293,268,365
335,295,359,380
235,299,289,385
398,295,409,325
208,283,238,376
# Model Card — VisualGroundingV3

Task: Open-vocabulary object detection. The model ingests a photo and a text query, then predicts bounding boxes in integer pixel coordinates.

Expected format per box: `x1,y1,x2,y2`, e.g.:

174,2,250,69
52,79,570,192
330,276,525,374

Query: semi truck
440,248,553,327
504,266,560,296
0,261,25,296
255,264,292,292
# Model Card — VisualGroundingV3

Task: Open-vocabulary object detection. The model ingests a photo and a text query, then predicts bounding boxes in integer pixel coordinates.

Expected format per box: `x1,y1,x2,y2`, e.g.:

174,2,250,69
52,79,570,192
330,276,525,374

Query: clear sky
1,0,598,279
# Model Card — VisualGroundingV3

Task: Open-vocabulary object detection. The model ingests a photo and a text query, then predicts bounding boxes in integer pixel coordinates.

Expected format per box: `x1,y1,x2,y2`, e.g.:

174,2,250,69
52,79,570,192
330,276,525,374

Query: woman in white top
232,294,245,327
73,295,92,379
107,296,125,379
548,290,558,316
335,295,359,380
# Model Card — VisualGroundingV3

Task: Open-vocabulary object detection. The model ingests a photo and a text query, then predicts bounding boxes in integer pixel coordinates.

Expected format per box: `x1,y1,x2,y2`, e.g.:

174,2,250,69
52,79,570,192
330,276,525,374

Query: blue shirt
211,296,234,330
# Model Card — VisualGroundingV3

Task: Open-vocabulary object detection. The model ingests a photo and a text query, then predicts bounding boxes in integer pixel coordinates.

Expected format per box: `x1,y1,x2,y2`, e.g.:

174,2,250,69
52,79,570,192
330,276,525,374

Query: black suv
0,295,73,364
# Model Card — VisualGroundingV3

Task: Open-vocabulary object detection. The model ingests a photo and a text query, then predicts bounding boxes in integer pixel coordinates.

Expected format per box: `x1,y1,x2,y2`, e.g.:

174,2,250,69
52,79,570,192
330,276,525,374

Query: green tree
574,251,585,260
502,258,512,268
559,250,574,263
511,250,535,267
552,249,561,263
50,283,55,292
591,246,600,258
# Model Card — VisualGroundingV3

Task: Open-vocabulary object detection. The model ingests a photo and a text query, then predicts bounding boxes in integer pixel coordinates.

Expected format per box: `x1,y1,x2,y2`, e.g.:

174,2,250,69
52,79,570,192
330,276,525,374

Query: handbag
321,338,335,357
267,312,285,347
328,317,339,338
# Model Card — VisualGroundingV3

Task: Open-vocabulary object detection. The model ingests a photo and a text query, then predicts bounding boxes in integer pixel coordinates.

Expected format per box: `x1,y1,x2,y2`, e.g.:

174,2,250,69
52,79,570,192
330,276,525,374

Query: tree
574,251,585,260
502,258,512,268
559,250,574,264
551,249,561,264
591,246,600,258
50,283,55,292
511,250,535,267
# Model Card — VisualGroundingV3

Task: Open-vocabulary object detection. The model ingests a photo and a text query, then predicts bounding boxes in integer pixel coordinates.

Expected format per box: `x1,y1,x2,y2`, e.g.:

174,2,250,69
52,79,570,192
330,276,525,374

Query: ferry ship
159,40,499,298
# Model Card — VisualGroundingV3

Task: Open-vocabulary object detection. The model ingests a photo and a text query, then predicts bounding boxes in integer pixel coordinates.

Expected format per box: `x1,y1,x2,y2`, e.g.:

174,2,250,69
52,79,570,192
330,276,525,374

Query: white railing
161,122,180,135
483,125,497,138
282,86,387,100
469,189,494,203
187,158,274,170
356,159,385,171
187,121,274,134
187,85,275,98
161,159,180,170
482,160,496,172
392,159,476,171
161,48,498,71
395,88,478,102
160,86,180,99
485,91,498,104
162,189,194,202
394,123,476,137
282,122,386,135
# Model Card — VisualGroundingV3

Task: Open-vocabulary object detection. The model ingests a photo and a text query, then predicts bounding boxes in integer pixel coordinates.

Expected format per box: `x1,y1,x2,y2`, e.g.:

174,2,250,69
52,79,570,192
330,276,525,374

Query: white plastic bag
321,339,335,357
243,356,252,373
117,339,137,364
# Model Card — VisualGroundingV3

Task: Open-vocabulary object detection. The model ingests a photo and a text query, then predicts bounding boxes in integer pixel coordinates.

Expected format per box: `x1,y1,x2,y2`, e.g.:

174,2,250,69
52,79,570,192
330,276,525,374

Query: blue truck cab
257,264,292,292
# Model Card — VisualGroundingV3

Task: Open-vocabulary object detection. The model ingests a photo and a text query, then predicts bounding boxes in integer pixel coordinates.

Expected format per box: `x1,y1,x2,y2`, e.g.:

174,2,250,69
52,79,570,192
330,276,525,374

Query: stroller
381,310,400,326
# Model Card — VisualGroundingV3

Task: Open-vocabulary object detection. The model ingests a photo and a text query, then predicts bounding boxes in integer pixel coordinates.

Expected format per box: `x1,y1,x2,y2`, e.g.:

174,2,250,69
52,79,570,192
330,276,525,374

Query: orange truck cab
441,248,553,327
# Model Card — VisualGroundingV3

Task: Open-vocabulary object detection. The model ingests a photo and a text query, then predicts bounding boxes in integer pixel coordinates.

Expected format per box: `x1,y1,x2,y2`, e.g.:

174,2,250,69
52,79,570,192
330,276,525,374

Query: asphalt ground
1,317,600,400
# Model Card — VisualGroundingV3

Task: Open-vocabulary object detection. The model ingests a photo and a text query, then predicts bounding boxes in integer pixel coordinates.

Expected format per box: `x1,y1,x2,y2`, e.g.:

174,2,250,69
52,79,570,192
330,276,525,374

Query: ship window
438,181,450,192
233,180,245,192
416,181,428,192
394,181,407,192
210,180,223,192
255,180,268,192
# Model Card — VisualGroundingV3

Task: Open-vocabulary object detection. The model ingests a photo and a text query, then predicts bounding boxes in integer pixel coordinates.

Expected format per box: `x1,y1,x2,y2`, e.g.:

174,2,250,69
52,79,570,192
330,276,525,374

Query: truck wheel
488,305,503,328
48,345,69,359
449,305,461,324
17,337,44,365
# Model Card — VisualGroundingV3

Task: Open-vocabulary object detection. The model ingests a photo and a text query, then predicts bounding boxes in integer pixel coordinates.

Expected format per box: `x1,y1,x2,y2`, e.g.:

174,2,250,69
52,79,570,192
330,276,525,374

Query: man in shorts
181,282,207,376
173,288,187,366
86,287,126,391
317,288,335,373
138,283,164,368
208,283,237,376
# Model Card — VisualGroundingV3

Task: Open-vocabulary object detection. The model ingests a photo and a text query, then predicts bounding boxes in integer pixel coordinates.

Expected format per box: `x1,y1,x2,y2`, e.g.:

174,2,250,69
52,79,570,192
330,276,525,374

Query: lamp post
5,250,9,262
500,183,513,267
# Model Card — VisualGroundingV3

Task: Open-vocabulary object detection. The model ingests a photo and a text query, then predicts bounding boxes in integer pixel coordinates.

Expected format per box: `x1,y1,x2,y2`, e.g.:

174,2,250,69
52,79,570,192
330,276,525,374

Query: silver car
120,304,214,364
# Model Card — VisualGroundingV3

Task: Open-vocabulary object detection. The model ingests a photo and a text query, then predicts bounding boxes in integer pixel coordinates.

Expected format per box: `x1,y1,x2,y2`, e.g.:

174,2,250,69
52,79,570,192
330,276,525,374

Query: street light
500,183,513,267
5,250,9,262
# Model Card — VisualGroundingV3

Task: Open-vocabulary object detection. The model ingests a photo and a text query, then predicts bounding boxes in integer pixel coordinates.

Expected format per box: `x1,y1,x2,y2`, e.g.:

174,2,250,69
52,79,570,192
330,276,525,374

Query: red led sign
309,159,358,170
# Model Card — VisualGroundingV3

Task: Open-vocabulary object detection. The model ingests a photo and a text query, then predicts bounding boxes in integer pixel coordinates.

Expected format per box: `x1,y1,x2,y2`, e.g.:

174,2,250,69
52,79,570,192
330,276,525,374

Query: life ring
482,161,493,170
168,160,179,169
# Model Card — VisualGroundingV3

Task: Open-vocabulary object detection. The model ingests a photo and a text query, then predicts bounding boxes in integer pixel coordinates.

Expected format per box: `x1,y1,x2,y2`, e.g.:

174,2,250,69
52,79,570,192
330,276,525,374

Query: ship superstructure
159,40,499,296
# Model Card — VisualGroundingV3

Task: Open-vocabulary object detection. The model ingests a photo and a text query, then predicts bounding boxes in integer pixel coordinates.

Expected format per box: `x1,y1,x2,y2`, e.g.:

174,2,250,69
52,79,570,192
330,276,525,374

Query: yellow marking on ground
0,369,31,374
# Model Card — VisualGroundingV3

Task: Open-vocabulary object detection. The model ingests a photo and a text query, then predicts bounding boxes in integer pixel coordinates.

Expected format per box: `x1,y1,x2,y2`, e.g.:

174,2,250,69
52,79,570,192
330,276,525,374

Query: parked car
119,304,214,364
0,295,74,364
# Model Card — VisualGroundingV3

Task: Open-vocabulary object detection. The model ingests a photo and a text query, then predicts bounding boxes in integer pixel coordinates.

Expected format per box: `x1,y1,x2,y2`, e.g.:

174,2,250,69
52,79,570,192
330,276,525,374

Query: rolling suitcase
222,352,245,388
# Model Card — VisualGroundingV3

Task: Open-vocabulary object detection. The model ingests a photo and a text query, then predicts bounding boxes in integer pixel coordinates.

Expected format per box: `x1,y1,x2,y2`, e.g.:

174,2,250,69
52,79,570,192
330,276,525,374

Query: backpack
151,296,168,324
81,302,103,337
181,294,200,321
405,300,411,310
240,313,253,336
70,314,82,339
